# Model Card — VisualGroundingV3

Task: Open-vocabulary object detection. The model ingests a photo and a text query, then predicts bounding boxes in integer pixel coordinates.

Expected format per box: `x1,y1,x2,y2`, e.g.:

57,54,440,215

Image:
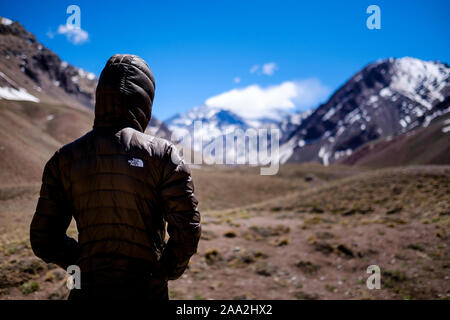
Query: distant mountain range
1,16,449,168
166,104,285,163
167,57,450,166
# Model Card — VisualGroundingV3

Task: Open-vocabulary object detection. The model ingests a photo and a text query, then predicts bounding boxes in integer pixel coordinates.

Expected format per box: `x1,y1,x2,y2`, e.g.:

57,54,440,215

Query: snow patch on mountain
1,17,13,26
389,57,448,110
0,86,39,102
0,71,39,102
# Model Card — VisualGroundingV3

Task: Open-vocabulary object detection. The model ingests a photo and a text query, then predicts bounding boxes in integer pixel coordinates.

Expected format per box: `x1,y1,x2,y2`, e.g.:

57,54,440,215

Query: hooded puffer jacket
30,54,201,300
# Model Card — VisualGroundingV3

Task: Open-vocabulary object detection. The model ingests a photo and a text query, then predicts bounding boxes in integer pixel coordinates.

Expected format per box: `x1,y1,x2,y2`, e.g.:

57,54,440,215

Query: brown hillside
0,100,93,187
341,113,450,168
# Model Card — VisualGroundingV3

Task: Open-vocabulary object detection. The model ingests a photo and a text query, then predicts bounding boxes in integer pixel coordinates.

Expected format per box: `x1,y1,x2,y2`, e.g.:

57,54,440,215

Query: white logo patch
128,158,144,168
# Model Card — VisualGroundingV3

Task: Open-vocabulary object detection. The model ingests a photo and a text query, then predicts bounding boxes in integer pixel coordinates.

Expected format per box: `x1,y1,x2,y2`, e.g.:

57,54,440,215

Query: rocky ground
0,164,448,300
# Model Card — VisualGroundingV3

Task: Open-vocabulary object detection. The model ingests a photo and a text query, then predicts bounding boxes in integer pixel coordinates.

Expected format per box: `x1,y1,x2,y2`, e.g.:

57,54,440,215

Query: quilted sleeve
30,151,79,269
159,145,201,280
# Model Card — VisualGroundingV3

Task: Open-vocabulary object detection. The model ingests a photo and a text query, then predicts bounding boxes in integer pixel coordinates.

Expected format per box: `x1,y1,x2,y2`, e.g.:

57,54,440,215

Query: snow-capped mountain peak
281,57,450,165
389,57,448,110
165,105,251,146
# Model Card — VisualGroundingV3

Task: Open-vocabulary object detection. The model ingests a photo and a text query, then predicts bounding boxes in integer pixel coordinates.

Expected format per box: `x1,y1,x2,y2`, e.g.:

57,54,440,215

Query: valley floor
0,164,448,300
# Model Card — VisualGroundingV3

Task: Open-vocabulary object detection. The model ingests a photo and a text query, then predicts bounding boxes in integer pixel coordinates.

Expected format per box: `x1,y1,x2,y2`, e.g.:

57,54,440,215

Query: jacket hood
94,54,155,132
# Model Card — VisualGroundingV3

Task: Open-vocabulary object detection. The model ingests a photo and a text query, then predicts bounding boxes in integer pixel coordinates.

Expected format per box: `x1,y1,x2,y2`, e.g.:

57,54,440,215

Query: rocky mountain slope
282,57,450,165
339,112,450,167
0,17,97,109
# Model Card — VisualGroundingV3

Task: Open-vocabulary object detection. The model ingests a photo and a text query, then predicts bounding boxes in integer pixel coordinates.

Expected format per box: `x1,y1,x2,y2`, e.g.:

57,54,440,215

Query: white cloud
249,65,259,74
57,24,89,45
291,78,331,108
249,62,278,76
233,77,241,84
205,78,330,120
262,62,277,76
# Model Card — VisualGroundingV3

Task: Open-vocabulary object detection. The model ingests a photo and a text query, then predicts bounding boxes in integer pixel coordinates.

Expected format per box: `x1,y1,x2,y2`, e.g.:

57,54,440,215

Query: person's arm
30,151,79,269
159,145,201,280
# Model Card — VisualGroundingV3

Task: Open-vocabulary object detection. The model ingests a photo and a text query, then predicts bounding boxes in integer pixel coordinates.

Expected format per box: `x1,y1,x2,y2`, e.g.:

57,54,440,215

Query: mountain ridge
283,57,450,165
167,56,450,166
0,16,97,109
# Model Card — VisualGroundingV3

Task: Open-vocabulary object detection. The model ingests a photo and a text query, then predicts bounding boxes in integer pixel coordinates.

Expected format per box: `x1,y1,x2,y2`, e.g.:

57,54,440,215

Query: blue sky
1,0,449,120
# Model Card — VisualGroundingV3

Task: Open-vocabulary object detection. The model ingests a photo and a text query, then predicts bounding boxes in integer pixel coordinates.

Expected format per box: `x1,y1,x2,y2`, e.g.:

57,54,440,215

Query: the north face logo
128,158,144,168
